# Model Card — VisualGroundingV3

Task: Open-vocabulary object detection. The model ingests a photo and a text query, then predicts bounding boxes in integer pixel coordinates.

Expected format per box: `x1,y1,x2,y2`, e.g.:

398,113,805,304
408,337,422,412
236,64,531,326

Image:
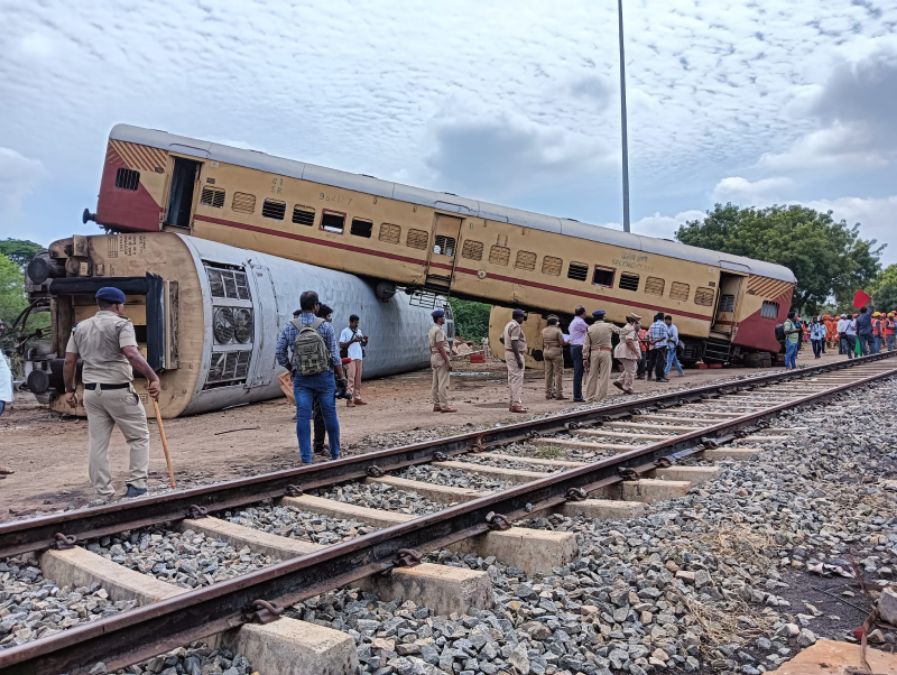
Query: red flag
852,290,871,308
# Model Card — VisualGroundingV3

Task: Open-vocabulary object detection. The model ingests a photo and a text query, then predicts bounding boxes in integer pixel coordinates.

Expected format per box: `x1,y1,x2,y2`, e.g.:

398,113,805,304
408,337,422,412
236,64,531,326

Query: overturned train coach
24,232,449,417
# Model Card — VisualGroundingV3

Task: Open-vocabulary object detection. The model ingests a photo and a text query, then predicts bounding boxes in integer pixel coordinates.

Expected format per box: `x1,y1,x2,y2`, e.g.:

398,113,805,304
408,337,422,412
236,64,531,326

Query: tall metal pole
617,0,631,232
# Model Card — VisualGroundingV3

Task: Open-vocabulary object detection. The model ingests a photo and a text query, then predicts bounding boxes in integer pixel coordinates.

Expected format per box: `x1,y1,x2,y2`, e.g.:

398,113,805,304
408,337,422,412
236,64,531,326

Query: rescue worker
636,322,650,379
62,287,161,499
871,311,882,354
429,309,456,413
824,314,838,351
612,313,641,394
503,308,528,413
541,315,566,400
885,312,896,351
582,309,620,401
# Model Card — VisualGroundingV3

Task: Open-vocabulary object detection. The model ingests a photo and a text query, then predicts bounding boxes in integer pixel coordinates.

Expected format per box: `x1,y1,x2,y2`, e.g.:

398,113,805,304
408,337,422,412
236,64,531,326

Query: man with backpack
276,290,347,464
782,311,801,369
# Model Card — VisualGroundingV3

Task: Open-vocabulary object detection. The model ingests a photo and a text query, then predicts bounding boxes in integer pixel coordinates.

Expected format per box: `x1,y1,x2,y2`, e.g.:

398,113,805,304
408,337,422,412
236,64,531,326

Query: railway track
2,352,896,674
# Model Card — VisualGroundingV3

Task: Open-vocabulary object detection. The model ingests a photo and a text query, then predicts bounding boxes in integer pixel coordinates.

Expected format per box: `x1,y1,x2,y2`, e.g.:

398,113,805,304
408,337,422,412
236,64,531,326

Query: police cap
512,308,526,318
96,287,126,304
592,309,606,318
432,309,445,319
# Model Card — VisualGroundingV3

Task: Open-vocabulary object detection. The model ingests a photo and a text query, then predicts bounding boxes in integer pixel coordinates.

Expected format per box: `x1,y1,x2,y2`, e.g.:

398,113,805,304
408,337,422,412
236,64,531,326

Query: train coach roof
111,124,796,283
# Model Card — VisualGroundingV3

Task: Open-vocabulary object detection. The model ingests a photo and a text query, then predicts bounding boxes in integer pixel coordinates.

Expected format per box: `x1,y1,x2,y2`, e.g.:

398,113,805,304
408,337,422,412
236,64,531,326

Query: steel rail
3,357,896,673
1,351,894,560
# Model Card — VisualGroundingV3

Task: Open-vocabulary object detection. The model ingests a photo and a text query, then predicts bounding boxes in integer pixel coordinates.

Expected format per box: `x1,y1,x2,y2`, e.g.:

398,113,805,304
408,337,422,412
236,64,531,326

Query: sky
1,0,896,264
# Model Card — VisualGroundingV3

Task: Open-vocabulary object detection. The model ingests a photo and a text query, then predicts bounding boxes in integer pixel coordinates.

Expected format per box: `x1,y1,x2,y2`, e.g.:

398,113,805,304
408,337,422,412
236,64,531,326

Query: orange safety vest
872,318,881,336
883,319,896,337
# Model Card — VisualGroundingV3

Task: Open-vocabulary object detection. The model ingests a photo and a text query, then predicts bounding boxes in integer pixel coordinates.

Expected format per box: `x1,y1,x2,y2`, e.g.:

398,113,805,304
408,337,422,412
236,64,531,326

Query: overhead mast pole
617,0,631,232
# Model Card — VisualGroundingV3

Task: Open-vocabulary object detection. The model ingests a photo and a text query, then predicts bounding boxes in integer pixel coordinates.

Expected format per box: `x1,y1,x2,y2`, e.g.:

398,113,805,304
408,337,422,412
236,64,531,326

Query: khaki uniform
65,310,149,498
503,320,527,406
428,324,450,408
613,323,640,391
583,321,619,401
541,325,564,398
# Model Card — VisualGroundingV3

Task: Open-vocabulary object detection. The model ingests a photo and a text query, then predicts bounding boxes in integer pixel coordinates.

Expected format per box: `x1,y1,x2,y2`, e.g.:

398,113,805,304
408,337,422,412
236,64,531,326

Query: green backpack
291,318,331,376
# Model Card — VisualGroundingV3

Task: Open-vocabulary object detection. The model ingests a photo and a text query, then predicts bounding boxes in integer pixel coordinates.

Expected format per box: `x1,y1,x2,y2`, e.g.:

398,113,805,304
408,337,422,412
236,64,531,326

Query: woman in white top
0,351,13,417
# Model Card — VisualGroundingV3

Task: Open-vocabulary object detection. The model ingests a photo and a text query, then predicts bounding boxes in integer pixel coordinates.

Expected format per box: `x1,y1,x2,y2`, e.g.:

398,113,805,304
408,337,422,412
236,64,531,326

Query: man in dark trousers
646,312,670,382
567,306,588,402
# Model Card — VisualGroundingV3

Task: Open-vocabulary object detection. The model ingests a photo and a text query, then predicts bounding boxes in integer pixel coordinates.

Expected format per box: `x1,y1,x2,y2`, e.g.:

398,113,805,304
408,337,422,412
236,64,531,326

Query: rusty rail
1,351,894,561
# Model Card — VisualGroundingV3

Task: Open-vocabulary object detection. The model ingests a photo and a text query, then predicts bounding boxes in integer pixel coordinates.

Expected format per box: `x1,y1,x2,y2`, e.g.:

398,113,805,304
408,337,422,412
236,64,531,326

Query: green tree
0,252,28,327
871,264,897,311
676,204,883,313
0,238,43,269
449,298,491,341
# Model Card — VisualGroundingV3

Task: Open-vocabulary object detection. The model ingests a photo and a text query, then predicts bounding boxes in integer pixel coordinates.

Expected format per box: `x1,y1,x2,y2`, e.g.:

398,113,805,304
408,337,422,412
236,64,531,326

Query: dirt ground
0,348,847,519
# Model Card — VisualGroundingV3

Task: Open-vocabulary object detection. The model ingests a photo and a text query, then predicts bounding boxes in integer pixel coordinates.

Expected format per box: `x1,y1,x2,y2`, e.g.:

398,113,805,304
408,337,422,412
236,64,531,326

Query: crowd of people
781,306,896,368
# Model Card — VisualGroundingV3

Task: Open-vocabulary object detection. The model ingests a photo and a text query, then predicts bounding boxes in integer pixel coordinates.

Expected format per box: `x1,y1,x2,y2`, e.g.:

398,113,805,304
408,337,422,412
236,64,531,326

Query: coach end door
424,213,463,291
712,272,745,334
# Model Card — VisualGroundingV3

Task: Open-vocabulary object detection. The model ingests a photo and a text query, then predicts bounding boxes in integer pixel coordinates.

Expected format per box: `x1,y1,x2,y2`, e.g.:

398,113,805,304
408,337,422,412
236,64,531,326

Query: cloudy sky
2,0,896,263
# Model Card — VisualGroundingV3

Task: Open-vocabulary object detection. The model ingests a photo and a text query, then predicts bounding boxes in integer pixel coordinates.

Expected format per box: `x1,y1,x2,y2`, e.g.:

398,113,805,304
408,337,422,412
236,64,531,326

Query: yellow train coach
83,124,796,362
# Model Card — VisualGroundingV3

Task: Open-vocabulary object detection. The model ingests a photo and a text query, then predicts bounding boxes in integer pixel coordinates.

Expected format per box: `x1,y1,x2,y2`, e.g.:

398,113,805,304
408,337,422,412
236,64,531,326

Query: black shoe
573,398,586,403
657,378,670,382
124,485,147,498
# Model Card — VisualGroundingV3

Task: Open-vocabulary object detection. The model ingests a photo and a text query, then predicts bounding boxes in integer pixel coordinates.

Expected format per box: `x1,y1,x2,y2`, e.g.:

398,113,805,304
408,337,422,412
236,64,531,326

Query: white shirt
339,327,365,361
845,319,857,336
0,353,13,403
836,318,848,333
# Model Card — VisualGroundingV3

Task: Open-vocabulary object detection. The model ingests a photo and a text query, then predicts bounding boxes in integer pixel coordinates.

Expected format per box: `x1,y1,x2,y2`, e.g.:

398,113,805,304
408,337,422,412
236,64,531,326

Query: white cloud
803,195,896,253
0,147,47,215
712,176,795,203
602,209,707,240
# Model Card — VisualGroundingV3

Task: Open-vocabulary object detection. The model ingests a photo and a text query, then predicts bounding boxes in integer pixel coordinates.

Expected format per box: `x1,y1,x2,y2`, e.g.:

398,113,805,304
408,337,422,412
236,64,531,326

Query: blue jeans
888,335,896,351
859,333,873,355
872,336,881,354
294,372,340,464
0,401,5,416
664,346,684,376
784,341,798,369
571,345,584,400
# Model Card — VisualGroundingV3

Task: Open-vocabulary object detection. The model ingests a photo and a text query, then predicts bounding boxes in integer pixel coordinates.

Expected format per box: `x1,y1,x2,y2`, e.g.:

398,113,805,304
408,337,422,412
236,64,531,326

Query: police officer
429,309,456,413
503,308,528,413
541,315,566,400
582,309,620,401
62,287,161,499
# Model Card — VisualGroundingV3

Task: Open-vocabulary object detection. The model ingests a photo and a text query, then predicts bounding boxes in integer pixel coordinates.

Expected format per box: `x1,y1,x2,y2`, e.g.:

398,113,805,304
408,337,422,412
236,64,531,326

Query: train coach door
424,214,463,292
712,272,745,335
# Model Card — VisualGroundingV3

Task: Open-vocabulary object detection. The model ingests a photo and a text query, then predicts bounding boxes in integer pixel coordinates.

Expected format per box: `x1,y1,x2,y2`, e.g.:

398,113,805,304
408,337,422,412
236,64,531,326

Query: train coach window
407,228,429,250
115,168,140,191
592,266,614,287
489,245,510,266
461,240,483,261
670,281,690,302
542,256,562,276
434,235,456,256
232,192,256,214
379,223,401,244
200,187,225,208
262,199,286,220
760,300,779,319
351,218,373,238
694,286,715,306
292,206,315,226
618,273,639,291
321,211,346,233
645,276,665,296
515,250,537,271
567,262,588,282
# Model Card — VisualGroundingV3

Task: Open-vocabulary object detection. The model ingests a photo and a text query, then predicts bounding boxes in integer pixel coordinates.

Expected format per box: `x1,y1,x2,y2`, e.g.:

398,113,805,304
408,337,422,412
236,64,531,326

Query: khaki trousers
615,358,637,391
431,355,450,408
506,355,524,405
346,359,363,399
585,351,612,401
84,386,149,497
543,350,564,397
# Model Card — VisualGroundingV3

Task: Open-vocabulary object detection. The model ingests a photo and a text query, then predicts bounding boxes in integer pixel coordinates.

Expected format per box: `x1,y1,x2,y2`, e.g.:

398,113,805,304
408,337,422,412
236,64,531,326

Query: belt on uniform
83,382,130,390
595,347,612,352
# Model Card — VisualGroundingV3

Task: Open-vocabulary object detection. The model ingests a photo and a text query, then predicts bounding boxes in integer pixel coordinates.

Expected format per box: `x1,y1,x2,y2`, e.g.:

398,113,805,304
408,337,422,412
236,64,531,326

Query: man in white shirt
836,314,850,355
0,350,13,417
339,314,367,406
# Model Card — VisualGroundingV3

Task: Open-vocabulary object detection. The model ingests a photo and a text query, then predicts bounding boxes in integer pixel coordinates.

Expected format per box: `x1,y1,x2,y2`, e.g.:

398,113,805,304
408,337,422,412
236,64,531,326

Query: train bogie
25,233,445,417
